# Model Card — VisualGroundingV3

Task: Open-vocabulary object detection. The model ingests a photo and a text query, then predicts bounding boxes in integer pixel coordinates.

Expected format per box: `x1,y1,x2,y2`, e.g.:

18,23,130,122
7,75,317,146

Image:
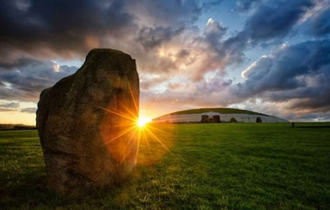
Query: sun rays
98,79,173,166
137,117,151,127
100,104,173,165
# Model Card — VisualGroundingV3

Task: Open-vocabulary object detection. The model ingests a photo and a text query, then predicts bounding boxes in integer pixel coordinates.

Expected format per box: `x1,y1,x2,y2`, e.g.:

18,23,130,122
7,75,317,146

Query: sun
137,117,151,127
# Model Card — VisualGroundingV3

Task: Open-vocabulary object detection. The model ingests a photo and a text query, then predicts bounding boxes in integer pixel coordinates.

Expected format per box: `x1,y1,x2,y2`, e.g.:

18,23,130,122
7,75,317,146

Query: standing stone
36,49,139,194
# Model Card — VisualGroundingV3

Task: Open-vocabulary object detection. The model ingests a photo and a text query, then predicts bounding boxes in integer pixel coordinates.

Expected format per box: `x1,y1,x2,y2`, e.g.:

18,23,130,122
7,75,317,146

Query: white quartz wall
152,112,288,123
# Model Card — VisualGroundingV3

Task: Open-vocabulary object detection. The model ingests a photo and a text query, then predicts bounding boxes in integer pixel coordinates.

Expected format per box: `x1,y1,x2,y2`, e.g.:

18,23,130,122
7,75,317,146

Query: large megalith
36,48,139,194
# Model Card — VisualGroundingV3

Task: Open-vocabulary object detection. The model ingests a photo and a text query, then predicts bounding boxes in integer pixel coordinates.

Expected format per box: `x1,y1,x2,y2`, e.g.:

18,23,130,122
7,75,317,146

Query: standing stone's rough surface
37,49,139,194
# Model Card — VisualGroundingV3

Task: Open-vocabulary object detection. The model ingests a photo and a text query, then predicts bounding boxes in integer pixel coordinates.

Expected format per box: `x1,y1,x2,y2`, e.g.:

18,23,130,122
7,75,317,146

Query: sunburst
137,117,151,127
98,79,172,166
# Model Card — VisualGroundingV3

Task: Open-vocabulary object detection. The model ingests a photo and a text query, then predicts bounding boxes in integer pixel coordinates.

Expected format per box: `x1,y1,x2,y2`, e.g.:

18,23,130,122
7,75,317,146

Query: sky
0,0,330,125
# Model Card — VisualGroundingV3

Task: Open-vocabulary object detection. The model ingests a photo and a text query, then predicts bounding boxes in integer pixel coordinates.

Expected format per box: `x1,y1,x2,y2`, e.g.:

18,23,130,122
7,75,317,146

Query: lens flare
137,117,151,127
98,79,173,167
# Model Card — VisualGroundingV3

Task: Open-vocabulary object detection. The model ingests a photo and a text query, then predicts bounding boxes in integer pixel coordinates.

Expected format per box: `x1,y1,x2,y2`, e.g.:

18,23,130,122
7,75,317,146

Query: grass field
1,123,330,209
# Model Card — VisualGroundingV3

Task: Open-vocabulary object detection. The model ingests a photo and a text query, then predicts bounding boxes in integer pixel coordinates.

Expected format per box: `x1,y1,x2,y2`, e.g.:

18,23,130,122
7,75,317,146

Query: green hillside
159,107,269,117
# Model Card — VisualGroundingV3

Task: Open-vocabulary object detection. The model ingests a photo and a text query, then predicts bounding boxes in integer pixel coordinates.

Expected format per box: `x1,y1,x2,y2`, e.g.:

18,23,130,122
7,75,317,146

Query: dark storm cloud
308,5,330,36
0,0,218,76
0,59,78,101
140,73,239,112
234,39,330,111
192,0,316,81
217,0,316,65
0,0,215,63
136,27,185,49
21,107,37,113
243,0,314,43
131,0,227,53
0,102,19,109
0,0,315,81
1,0,329,122
134,0,329,120
204,18,228,45
176,49,190,59
218,32,247,63
0,102,20,111
138,0,330,116
296,112,330,121
0,0,135,61
130,0,202,26
130,0,222,52
0,57,41,70
1,0,225,103
233,0,261,13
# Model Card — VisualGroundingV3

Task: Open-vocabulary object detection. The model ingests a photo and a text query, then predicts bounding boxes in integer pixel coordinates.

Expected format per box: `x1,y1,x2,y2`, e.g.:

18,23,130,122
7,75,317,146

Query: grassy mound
160,107,268,117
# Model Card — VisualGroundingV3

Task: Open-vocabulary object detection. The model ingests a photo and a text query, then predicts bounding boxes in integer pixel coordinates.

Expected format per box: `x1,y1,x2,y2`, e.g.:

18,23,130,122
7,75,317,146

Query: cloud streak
0,0,329,122
0,102,20,111
0,59,78,101
21,107,37,113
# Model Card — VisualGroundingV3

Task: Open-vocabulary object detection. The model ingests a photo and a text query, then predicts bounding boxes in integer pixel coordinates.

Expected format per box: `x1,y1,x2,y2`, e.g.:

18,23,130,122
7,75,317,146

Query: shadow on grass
0,167,137,209
295,126,330,129
1,171,52,208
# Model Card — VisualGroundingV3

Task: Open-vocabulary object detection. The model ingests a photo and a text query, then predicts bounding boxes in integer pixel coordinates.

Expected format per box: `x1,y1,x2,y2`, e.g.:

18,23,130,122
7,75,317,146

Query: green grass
161,107,268,117
1,123,330,209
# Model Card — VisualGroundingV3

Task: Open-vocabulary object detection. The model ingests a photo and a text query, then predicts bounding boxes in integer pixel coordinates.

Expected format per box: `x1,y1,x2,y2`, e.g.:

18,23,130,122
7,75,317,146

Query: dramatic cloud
0,0,135,62
0,102,20,111
136,26,185,50
129,0,202,27
233,0,261,13
0,0,329,122
0,59,78,101
140,38,330,120
204,18,227,42
308,4,330,36
235,39,330,113
0,0,219,63
140,72,239,115
21,107,37,113
243,0,314,43
0,102,19,108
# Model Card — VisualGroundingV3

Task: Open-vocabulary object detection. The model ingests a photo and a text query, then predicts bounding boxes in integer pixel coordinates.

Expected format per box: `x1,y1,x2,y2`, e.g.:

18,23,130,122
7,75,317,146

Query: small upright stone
36,49,139,194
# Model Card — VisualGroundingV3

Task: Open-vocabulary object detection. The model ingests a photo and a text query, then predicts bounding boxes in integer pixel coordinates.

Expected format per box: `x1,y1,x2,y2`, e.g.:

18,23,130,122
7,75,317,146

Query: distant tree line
0,124,36,131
